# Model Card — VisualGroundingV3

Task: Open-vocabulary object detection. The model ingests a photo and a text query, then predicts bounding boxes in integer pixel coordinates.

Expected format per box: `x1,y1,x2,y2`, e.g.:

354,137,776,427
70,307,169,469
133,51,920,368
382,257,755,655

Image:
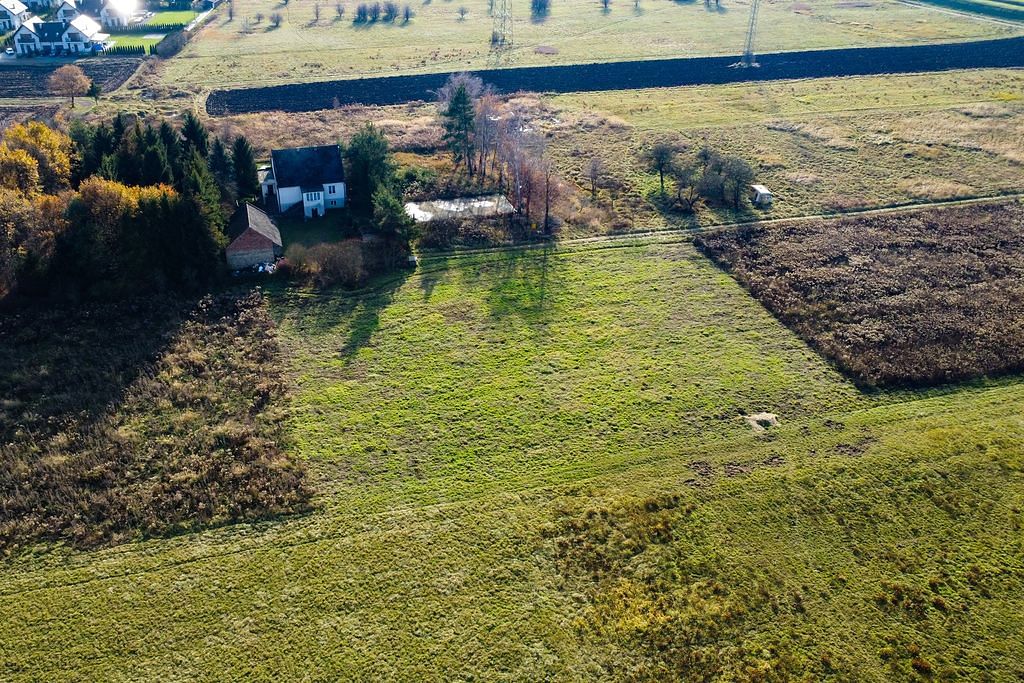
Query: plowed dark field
206,36,1024,115
695,201,1024,388
0,58,141,98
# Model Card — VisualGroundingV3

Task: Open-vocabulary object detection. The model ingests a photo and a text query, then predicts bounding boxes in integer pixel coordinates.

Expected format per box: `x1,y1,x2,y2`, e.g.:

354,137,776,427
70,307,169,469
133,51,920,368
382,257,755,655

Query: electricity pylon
741,0,761,67
491,0,513,50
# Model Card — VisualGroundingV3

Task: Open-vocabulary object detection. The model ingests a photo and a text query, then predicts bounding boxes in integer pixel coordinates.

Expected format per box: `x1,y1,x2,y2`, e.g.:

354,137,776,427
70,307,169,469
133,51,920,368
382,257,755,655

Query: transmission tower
741,0,761,67
491,0,513,50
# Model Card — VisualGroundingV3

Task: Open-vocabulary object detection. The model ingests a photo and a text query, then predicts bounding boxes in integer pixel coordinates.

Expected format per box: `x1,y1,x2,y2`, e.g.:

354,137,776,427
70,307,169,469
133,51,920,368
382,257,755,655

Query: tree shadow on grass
459,244,561,327
285,269,413,361
0,295,198,445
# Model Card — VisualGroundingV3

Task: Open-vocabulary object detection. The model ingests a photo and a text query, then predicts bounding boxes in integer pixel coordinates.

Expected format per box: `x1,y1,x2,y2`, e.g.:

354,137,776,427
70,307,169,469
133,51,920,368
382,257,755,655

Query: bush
286,240,366,288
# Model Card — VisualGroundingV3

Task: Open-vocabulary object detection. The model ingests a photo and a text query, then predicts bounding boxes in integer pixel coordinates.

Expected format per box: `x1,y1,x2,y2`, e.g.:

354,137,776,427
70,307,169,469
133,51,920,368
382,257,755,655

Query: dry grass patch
695,201,1024,388
0,290,310,553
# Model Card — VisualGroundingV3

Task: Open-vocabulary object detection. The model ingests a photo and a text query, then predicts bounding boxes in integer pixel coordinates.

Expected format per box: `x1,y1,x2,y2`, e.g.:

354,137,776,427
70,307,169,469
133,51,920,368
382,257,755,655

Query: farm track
411,192,1024,264
206,36,1024,114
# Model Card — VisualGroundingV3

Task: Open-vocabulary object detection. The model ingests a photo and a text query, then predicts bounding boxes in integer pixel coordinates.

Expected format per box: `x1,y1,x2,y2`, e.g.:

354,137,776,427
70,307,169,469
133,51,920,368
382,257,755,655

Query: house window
328,185,335,194
330,201,336,206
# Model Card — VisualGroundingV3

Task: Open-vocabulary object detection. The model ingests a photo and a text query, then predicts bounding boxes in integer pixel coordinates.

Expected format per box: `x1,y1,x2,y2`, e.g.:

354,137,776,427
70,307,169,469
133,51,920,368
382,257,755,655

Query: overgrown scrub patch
695,201,1024,388
546,493,814,680
0,290,310,553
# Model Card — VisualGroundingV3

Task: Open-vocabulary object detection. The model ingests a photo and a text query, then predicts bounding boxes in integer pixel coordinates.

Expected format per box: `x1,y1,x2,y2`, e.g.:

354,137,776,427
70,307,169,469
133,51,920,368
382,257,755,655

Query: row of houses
2,0,133,56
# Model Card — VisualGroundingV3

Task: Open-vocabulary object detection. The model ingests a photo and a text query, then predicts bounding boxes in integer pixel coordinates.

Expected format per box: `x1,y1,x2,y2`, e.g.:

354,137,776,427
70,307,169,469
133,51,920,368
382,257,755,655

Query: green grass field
145,8,200,24
2,237,1022,679
158,0,1021,89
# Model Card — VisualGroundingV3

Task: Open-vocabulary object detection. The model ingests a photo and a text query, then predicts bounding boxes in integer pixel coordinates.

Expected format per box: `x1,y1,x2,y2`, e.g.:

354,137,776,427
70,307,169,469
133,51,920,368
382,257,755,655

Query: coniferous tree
343,124,393,220
231,135,259,198
158,121,182,180
441,83,475,175
181,148,224,233
141,143,174,186
209,137,233,188
181,111,209,158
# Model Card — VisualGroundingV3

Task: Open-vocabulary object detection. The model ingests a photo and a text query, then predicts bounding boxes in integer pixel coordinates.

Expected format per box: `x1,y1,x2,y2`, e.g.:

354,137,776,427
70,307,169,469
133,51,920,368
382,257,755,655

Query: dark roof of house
32,21,67,41
270,145,344,190
226,203,282,247
75,0,105,15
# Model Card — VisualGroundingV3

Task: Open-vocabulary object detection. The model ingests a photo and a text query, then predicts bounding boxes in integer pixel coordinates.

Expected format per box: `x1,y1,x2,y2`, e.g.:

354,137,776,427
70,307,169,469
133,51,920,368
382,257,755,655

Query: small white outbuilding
750,184,774,208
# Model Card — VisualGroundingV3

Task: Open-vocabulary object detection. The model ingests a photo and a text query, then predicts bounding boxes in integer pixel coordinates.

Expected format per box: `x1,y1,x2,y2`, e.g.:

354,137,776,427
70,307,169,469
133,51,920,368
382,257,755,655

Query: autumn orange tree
48,64,92,108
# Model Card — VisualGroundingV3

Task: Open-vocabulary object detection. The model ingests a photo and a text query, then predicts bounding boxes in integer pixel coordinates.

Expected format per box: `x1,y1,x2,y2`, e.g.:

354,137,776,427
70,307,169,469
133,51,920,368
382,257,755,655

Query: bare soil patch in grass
695,201,1024,388
0,290,310,553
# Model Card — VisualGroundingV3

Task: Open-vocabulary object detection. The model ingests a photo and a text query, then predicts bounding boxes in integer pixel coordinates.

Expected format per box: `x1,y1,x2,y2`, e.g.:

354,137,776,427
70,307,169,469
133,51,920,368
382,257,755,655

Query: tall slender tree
441,83,476,175
181,111,209,157
231,135,259,198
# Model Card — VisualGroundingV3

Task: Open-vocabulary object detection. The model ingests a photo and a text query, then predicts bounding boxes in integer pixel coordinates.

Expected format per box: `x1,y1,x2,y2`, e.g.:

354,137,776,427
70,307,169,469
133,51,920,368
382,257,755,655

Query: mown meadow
159,0,1018,89
1,236,1021,680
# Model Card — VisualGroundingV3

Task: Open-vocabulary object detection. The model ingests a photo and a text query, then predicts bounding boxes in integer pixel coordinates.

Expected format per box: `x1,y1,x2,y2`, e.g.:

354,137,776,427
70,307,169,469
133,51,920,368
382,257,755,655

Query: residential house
0,0,31,32
13,14,107,54
225,203,283,270
55,0,134,28
21,0,56,13
261,145,346,220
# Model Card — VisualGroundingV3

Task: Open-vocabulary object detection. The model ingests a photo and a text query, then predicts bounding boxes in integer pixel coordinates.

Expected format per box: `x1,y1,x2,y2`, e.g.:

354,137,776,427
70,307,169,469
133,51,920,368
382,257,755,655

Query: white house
56,0,134,28
12,13,106,55
261,145,346,220
0,0,31,32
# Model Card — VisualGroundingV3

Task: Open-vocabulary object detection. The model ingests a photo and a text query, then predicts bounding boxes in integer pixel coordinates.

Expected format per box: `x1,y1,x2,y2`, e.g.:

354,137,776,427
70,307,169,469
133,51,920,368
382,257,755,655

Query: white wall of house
100,5,129,26
302,190,325,219
0,7,30,30
55,1,76,21
277,186,302,213
63,30,94,52
13,26,40,54
323,181,346,209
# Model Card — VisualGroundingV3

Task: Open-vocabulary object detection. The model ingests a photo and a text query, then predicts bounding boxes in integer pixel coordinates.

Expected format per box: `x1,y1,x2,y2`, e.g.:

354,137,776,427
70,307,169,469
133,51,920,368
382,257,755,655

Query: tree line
643,141,755,211
0,113,261,300
437,73,562,236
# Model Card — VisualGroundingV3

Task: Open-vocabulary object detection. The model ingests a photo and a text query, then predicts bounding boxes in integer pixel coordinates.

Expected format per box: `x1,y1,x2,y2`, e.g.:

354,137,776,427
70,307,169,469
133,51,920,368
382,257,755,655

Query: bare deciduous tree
270,11,283,25
47,64,91,108
586,157,605,198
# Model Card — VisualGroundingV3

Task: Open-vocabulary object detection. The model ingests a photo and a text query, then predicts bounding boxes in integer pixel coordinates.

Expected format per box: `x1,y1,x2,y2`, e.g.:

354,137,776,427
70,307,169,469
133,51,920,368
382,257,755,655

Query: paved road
206,36,1024,115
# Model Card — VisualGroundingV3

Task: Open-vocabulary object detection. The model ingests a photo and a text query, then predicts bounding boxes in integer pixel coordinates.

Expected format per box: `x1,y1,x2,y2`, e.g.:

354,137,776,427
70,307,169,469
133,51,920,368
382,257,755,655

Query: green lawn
161,0,1021,88
145,8,200,24
106,31,166,49
1,237,1021,679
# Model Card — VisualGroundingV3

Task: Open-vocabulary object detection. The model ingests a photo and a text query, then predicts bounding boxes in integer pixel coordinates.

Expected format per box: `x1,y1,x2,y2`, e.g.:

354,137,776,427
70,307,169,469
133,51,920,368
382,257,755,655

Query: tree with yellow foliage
2,122,72,193
0,144,40,195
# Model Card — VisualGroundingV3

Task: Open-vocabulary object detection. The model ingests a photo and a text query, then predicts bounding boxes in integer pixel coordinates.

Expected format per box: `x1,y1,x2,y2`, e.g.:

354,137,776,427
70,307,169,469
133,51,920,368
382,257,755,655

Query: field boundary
206,36,1024,114
413,193,1024,263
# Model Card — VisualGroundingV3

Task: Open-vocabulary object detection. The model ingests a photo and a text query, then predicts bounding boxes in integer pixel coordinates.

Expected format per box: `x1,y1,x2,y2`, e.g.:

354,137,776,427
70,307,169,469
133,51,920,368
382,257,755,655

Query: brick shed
225,203,283,270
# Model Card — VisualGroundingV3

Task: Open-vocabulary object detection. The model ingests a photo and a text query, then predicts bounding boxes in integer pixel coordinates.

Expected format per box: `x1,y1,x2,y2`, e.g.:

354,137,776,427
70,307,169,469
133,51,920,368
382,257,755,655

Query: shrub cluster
285,240,366,288
103,44,146,56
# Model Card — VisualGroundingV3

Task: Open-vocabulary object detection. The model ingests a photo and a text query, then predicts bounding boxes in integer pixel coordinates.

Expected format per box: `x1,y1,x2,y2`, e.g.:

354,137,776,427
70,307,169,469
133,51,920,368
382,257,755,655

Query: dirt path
206,36,1024,115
